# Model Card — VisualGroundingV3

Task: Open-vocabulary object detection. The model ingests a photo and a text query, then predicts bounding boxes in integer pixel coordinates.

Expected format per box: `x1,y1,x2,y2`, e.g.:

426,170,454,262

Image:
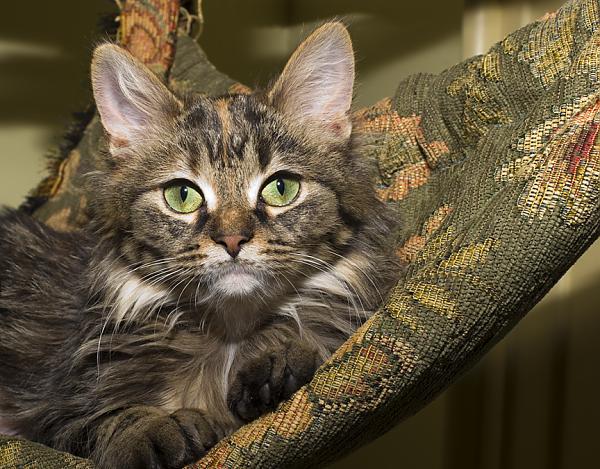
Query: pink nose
214,234,249,258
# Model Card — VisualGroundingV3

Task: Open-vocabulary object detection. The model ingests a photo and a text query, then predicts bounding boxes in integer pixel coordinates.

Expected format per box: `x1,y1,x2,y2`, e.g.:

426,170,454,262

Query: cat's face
90,23,379,326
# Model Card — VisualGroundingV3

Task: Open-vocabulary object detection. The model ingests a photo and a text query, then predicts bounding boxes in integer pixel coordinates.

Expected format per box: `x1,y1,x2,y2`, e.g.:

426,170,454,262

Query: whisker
286,253,369,327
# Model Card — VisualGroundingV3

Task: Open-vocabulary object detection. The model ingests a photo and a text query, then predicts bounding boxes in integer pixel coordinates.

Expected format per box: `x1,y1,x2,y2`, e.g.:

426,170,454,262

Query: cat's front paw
96,407,224,469
228,341,321,422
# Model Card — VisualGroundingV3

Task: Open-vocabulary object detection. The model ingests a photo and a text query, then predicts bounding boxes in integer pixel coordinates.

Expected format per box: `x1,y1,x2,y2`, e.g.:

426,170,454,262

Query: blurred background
1,0,598,468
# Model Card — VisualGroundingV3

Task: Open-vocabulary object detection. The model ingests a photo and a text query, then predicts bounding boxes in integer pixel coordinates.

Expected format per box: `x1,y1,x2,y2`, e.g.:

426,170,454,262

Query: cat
0,22,400,469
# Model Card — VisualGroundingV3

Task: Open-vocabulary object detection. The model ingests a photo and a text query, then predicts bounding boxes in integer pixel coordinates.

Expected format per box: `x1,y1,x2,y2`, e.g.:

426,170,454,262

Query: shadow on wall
0,1,116,127
201,0,464,107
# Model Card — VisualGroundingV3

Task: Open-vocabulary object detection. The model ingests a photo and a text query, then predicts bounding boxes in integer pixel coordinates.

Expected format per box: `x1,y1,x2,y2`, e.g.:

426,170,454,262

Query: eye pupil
180,185,188,202
276,178,285,195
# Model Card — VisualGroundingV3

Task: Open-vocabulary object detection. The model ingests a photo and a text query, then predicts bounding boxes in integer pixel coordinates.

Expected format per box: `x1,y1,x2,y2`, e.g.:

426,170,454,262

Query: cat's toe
228,341,321,423
170,408,224,459
283,340,321,395
258,381,272,405
99,415,187,469
98,408,222,469
144,416,190,468
282,372,299,399
233,387,259,422
228,350,284,422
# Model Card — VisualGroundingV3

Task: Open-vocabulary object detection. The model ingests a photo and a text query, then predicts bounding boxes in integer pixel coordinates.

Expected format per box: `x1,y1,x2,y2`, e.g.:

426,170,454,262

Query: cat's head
90,23,381,335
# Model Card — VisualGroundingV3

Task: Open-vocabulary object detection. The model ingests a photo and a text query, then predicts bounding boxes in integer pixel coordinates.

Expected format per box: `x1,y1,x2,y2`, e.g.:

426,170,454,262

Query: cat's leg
92,406,225,469
227,339,321,422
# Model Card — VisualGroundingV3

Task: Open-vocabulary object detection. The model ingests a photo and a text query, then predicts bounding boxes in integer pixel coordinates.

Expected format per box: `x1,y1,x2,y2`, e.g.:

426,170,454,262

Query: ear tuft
91,44,181,147
269,22,355,139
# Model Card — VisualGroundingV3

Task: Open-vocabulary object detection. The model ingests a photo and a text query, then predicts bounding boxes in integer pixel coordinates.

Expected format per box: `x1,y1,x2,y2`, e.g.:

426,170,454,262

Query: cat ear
269,22,355,140
91,44,181,147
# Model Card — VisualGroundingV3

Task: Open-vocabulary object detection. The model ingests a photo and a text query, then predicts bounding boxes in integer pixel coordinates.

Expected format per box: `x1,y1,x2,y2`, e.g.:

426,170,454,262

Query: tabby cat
0,23,400,469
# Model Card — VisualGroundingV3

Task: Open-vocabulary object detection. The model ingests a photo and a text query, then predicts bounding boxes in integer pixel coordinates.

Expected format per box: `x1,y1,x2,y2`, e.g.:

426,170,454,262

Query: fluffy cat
0,22,400,469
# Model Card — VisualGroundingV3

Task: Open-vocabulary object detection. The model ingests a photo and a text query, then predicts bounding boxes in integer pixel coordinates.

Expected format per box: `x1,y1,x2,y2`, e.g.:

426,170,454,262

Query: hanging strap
118,0,181,78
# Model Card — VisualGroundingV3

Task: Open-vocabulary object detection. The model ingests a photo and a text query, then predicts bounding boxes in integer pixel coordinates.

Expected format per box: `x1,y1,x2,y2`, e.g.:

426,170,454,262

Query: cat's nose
213,234,250,258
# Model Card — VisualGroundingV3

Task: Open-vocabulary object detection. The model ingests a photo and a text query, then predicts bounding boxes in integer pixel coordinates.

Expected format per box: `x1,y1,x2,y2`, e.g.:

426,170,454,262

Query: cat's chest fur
97,259,364,422
159,337,239,422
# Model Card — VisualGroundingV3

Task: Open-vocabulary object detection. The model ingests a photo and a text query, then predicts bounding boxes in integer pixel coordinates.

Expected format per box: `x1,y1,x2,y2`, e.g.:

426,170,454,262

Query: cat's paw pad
98,408,224,469
228,341,320,422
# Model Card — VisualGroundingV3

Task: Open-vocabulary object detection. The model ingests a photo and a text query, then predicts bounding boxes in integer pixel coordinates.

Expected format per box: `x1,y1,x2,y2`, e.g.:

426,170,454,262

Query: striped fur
0,23,401,468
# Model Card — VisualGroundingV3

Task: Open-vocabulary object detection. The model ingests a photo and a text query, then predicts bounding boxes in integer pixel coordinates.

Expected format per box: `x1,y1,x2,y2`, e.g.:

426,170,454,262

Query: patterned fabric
0,435,92,469
119,0,180,77
2,0,600,467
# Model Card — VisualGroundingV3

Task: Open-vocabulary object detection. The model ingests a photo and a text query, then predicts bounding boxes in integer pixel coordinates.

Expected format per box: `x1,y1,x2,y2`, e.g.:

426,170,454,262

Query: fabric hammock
2,0,600,467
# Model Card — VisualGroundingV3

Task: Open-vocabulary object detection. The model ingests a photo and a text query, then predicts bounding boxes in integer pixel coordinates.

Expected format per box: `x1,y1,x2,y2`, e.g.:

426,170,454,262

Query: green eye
164,183,203,214
260,176,300,207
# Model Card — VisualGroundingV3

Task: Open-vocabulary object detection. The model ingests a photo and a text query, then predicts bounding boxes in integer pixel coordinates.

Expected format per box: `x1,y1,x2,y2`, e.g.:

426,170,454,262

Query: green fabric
3,0,600,467
0,435,92,469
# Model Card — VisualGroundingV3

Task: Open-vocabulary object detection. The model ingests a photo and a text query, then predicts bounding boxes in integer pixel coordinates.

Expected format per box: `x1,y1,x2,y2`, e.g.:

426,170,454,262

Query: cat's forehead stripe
232,98,273,170
183,99,223,164
214,98,239,166
182,95,311,182
226,96,271,168
215,98,229,151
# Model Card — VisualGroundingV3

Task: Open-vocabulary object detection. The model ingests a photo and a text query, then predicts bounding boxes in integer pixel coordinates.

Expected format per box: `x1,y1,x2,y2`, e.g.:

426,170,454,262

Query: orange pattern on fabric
311,346,389,400
376,161,430,203
120,0,180,76
356,99,448,201
397,205,453,263
228,83,253,95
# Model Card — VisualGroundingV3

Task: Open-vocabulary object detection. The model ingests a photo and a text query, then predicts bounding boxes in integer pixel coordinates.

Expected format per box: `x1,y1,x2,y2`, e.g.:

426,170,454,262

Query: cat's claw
228,341,321,422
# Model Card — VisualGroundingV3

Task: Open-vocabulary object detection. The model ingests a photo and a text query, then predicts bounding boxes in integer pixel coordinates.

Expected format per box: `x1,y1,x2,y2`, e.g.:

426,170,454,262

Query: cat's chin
211,271,262,297
209,263,265,299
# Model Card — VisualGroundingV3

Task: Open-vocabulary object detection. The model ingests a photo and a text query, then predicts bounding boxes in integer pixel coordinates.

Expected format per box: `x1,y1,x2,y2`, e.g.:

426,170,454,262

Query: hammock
2,0,600,467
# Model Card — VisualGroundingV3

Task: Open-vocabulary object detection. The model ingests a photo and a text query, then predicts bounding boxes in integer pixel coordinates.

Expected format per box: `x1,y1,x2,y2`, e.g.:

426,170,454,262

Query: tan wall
1,1,597,468
0,1,112,207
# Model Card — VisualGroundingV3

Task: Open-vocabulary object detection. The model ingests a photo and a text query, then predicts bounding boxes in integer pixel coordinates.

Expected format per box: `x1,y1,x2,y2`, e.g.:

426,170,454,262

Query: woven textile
2,0,600,467
119,0,180,76
0,435,92,469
